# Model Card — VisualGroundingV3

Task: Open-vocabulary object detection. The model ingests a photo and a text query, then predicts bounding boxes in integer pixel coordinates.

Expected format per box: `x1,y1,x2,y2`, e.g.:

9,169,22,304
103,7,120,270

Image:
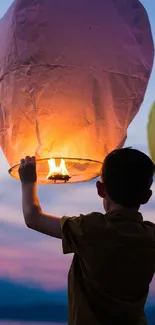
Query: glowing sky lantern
0,0,154,184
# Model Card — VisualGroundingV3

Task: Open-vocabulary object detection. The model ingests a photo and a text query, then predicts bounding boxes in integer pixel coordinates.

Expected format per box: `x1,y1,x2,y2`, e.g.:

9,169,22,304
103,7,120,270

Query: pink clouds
0,225,71,289
150,277,155,295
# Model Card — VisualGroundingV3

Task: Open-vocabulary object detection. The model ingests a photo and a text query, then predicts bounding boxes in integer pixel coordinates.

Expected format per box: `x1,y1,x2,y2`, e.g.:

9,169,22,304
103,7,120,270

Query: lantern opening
8,157,102,184
47,158,71,183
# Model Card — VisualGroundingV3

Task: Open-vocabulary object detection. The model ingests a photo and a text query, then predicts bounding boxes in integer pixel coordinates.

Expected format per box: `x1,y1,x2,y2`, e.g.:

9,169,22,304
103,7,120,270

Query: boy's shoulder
81,211,105,223
82,211,155,228
81,211,155,242
80,211,109,230
143,219,155,235
143,220,155,227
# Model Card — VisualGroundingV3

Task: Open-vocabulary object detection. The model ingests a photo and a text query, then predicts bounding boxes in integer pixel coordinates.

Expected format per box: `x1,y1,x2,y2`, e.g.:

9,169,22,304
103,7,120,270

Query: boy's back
62,210,155,325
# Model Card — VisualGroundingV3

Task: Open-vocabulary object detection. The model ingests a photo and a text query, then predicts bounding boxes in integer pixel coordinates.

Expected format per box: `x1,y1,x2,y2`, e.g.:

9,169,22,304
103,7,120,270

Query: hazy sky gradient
0,0,155,306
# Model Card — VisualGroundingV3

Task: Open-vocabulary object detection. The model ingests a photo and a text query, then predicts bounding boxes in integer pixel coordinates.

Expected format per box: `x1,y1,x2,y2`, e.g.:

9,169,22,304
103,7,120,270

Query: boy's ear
96,181,105,198
141,189,152,205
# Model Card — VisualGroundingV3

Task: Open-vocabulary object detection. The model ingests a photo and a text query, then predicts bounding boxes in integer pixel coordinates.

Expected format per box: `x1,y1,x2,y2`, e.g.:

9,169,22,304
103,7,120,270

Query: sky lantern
0,0,154,184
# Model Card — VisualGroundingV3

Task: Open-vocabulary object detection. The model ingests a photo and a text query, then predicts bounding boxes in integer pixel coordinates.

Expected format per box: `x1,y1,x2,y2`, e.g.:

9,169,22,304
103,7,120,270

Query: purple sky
0,0,155,305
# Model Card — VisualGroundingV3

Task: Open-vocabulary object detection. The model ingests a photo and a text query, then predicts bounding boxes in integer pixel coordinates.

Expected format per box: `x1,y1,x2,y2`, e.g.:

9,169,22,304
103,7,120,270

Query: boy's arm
21,182,62,238
19,156,62,239
19,156,86,247
22,180,85,253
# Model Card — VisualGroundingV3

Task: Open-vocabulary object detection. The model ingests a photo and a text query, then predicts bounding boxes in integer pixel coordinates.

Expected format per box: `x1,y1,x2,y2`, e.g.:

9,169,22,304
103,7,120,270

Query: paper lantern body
0,0,154,183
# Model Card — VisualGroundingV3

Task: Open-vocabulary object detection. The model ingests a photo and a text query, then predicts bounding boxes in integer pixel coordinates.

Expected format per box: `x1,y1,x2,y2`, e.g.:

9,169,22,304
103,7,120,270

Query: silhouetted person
19,148,155,325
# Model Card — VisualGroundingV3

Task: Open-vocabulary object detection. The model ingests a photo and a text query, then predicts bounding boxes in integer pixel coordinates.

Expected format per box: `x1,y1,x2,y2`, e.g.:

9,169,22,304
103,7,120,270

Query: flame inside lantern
46,158,70,182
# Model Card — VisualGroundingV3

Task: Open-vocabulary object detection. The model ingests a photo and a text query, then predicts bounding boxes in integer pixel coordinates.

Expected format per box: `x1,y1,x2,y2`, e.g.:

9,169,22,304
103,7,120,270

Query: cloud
148,271,155,296
0,221,71,289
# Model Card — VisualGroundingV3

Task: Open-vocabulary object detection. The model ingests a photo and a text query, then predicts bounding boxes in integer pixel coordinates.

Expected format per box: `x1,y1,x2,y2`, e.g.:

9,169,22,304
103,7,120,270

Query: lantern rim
8,157,103,185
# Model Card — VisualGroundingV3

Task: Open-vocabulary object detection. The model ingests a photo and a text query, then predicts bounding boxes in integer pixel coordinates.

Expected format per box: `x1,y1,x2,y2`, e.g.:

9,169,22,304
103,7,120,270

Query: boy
19,148,155,325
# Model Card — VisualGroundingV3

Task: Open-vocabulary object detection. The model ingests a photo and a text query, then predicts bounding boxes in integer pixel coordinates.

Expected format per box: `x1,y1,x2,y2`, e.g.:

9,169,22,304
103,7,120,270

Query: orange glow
46,158,69,181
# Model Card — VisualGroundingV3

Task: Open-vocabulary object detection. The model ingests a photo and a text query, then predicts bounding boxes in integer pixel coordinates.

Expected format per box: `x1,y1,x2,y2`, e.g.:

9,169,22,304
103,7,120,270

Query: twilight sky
0,0,155,308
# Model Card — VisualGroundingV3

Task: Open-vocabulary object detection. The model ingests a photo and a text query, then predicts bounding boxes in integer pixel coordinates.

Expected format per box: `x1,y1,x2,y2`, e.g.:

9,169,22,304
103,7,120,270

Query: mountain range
0,278,154,324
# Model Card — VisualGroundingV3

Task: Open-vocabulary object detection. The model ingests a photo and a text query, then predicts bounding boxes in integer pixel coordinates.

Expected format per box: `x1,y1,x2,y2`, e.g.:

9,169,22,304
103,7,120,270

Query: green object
148,102,155,163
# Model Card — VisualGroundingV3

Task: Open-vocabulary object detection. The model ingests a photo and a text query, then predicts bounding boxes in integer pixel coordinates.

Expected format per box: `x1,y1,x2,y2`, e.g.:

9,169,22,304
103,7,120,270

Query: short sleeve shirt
61,210,155,325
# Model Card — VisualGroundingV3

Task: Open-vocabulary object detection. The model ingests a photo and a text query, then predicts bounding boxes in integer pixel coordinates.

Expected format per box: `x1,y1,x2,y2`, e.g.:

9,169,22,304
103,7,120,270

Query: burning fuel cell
47,159,70,183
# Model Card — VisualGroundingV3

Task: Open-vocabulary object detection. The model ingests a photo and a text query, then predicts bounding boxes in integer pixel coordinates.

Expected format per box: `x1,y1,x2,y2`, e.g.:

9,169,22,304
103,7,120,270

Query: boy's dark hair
102,147,155,208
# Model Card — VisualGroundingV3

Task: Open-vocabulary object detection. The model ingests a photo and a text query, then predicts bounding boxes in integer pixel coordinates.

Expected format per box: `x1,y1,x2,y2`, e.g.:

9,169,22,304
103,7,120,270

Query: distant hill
0,304,154,324
0,278,67,307
0,303,67,323
0,278,154,324
146,307,155,324
0,278,67,322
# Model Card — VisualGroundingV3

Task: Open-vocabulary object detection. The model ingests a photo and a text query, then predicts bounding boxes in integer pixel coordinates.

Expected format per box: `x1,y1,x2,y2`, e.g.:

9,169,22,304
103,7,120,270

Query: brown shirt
61,210,155,325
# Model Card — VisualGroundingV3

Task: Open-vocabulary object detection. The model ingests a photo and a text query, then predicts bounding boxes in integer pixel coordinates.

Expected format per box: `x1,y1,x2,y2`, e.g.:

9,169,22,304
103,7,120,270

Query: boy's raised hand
18,155,62,239
18,156,37,183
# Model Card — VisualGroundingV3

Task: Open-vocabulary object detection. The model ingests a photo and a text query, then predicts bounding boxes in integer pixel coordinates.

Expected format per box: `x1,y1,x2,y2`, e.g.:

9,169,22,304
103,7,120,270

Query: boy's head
96,148,155,211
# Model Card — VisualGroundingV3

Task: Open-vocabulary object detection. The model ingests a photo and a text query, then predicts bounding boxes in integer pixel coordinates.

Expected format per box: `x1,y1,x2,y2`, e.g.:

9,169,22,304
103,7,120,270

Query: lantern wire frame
8,157,103,184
